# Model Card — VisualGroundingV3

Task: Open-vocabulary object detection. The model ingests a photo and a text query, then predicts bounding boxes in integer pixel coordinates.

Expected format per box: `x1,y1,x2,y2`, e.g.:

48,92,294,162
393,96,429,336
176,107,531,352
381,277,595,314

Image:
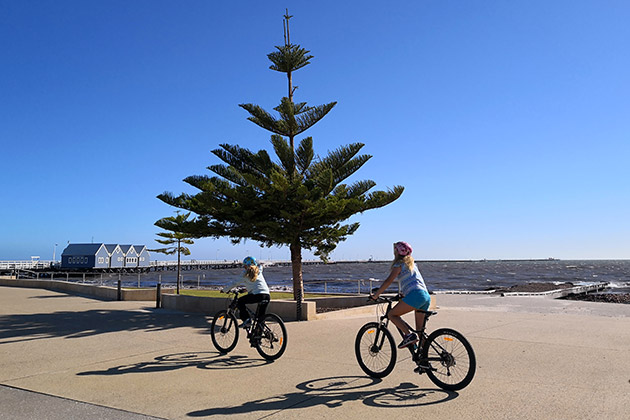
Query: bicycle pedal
414,365,434,374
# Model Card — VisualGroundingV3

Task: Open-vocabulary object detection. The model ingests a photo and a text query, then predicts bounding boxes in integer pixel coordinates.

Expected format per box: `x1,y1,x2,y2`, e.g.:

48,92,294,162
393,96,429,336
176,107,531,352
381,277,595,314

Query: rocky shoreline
561,293,630,304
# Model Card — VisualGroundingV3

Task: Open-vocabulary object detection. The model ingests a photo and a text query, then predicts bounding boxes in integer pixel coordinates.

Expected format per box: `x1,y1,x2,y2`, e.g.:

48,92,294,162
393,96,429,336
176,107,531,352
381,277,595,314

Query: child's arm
221,277,245,293
372,266,402,299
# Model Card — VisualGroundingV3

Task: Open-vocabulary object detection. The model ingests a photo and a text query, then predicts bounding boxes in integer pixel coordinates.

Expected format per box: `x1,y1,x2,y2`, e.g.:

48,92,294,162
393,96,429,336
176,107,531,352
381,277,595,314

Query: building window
98,257,104,264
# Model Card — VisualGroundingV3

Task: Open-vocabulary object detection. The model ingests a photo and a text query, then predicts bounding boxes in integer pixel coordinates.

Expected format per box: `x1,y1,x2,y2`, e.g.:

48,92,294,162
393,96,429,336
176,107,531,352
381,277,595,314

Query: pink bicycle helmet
394,241,413,256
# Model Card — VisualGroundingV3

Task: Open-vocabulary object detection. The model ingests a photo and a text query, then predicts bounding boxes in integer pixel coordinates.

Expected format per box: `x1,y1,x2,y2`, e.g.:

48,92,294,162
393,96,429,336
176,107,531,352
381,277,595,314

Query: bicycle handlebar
367,293,401,304
226,287,247,295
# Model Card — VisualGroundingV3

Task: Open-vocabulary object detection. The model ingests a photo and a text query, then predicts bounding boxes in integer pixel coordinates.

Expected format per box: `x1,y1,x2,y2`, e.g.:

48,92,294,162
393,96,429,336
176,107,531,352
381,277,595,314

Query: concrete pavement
1,286,629,419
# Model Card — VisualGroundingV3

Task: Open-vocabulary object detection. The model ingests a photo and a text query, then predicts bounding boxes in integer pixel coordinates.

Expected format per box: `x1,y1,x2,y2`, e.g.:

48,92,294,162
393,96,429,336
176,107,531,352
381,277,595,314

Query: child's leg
255,293,271,320
414,291,431,331
414,311,426,331
237,294,261,321
387,300,415,336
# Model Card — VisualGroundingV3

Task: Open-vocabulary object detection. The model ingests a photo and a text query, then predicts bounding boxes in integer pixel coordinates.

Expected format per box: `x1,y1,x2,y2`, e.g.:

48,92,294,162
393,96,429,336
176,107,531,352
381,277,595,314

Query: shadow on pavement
77,351,268,376
188,376,457,416
0,308,210,344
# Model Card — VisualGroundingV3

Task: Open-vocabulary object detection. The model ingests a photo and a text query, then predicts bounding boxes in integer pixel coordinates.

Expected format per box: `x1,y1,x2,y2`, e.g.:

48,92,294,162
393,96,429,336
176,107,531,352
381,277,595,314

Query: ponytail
244,264,260,281
392,254,415,272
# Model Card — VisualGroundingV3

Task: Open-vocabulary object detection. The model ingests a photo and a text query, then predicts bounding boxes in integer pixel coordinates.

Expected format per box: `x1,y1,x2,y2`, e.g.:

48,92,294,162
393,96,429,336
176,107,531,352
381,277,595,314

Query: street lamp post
53,243,58,262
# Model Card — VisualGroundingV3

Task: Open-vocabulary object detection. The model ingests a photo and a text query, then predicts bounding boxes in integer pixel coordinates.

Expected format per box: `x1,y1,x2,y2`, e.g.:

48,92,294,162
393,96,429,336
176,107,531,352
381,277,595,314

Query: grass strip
179,290,332,299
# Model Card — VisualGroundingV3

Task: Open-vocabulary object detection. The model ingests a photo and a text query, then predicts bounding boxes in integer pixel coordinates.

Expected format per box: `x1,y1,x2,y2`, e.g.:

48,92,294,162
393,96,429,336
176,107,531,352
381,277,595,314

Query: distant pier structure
149,259,326,271
0,258,327,274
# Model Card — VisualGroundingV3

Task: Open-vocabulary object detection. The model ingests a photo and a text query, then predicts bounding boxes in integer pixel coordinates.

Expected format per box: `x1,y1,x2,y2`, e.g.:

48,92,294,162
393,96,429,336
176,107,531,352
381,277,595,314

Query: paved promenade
1,286,629,419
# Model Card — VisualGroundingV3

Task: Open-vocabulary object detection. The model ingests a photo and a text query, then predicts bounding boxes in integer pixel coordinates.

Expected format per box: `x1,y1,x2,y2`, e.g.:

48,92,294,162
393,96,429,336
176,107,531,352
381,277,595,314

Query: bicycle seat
416,309,438,317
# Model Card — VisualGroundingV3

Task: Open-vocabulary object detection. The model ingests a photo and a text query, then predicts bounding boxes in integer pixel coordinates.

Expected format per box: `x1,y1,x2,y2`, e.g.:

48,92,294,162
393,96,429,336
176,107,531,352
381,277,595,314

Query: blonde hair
392,254,415,272
244,264,260,281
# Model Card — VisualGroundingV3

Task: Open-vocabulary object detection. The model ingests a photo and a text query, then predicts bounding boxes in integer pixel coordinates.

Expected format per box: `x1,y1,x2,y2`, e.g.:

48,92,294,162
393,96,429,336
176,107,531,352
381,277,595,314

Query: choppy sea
94,259,630,295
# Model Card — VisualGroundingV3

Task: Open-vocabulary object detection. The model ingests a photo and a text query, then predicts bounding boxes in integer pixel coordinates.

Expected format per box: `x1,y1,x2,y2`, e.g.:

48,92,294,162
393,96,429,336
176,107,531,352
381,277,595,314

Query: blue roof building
61,244,110,269
134,245,151,267
60,243,150,270
105,244,124,268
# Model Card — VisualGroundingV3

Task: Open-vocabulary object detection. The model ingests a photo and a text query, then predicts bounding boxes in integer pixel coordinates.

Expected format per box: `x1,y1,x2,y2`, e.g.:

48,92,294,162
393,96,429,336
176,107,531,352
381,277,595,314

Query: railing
0,261,56,270
149,260,237,266
149,260,315,266
1,259,340,271
8,269,392,295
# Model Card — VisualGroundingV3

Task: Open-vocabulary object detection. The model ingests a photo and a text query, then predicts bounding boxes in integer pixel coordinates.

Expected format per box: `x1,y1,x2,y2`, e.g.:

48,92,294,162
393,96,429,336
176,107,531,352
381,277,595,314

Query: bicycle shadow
188,375,458,417
77,351,268,376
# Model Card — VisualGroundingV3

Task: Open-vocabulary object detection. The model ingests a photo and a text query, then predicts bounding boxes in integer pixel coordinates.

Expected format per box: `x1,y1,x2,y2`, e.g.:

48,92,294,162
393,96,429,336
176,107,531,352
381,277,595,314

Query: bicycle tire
210,310,239,354
355,322,397,378
254,313,287,361
421,328,476,391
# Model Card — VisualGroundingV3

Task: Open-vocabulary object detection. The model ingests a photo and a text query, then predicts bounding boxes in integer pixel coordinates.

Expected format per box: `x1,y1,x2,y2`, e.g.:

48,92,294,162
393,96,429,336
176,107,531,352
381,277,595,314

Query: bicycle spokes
253,314,287,361
422,328,476,391
355,323,397,378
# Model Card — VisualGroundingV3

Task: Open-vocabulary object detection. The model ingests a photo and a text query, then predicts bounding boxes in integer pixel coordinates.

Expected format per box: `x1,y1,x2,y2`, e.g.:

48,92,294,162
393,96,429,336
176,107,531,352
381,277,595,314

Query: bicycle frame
357,294,476,389
374,295,444,365
225,290,268,342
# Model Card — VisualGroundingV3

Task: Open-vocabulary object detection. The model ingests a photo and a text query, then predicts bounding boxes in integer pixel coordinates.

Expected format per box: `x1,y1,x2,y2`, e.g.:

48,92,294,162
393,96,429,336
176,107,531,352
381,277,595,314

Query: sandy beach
0,285,629,419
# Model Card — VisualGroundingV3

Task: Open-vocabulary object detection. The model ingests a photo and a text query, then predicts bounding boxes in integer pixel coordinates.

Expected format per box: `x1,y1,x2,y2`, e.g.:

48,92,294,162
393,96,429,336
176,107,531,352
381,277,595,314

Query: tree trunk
290,240,303,320
176,239,181,295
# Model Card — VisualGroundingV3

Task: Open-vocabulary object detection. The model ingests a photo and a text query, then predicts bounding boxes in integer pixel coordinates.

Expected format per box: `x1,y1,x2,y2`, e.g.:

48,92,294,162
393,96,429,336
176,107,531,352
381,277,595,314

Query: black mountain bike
210,289,287,361
355,294,476,391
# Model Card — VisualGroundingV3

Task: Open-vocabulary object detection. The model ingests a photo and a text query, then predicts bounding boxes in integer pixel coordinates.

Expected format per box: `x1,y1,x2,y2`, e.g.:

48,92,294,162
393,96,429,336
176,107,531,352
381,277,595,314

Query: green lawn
179,290,332,299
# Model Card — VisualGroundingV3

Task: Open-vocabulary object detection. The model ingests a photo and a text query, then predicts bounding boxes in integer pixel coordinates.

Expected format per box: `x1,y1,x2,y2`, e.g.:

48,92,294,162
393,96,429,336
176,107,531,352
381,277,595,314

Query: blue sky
1,1,629,262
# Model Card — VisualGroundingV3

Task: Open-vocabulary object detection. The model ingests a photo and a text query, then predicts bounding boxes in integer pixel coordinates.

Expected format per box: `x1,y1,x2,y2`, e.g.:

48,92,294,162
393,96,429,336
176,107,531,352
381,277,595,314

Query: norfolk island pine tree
156,11,403,319
150,212,196,295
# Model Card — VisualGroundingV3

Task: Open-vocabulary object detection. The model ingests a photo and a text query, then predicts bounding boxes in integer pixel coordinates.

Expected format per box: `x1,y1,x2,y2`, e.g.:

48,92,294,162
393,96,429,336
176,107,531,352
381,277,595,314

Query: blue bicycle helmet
243,256,257,266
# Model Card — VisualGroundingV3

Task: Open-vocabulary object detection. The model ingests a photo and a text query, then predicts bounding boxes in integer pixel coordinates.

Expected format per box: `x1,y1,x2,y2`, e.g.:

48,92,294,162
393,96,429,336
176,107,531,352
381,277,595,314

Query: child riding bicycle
221,256,270,328
371,241,431,349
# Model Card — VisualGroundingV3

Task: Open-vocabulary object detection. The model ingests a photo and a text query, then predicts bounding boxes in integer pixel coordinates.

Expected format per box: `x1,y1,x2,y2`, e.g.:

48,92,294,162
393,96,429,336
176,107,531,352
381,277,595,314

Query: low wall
160,294,316,321
0,278,157,301
307,294,437,311
306,295,371,309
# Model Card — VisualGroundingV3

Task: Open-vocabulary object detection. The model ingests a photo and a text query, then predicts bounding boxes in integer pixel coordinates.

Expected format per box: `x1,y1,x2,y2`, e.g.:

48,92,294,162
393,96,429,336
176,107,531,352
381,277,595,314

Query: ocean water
92,259,630,294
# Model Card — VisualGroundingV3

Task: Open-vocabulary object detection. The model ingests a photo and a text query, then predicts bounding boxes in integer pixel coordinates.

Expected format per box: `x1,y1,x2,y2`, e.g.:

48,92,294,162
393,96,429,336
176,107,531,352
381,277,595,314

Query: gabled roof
104,244,120,253
62,243,147,257
61,243,105,256
119,245,133,254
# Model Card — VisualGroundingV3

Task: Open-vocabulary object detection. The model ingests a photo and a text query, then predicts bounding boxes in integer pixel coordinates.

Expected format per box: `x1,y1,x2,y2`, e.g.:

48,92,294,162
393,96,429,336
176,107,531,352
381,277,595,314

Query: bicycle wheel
355,322,397,378
210,310,239,354
254,313,287,361
421,328,476,391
